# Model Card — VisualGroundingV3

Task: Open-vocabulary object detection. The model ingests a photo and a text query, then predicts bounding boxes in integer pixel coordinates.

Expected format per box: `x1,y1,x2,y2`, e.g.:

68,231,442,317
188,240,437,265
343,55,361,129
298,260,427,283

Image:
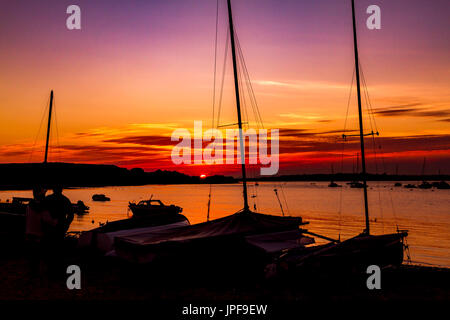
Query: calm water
1,182,449,267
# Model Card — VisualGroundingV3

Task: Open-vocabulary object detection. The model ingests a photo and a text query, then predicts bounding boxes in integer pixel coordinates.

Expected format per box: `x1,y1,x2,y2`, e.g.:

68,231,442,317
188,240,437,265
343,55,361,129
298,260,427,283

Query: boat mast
44,90,54,164
351,0,370,234
226,0,249,212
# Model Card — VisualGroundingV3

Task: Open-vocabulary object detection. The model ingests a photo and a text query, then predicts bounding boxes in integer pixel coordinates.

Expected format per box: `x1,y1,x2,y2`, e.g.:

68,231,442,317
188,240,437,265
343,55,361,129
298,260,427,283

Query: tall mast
44,90,53,164
226,0,249,211
351,0,370,234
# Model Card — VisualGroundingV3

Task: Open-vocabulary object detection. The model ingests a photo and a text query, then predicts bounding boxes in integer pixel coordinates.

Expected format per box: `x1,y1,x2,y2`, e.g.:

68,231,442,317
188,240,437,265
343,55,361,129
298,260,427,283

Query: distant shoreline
0,162,448,190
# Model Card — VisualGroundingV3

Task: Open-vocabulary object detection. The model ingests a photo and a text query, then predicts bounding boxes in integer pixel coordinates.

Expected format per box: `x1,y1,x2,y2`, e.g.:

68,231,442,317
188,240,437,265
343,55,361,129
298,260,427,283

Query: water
1,182,449,267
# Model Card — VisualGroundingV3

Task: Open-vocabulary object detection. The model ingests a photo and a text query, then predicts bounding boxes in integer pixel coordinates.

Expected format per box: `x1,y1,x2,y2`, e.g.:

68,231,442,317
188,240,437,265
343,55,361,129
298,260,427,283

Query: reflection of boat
128,198,182,218
92,194,110,202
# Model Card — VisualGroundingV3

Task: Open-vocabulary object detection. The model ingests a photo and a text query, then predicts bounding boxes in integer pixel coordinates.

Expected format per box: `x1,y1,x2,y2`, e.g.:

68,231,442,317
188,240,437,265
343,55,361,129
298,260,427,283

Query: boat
92,194,111,202
114,0,408,278
72,200,90,215
0,91,83,235
328,165,341,187
435,181,450,189
115,210,312,267
128,198,182,218
328,181,341,188
418,181,432,189
0,196,88,216
113,0,314,271
349,181,364,188
78,212,190,253
404,183,417,189
394,182,402,187
271,0,408,275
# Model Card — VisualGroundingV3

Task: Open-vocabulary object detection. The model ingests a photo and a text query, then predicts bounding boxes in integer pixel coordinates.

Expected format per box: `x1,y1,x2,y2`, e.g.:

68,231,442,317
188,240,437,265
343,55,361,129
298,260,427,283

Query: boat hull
277,232,408,275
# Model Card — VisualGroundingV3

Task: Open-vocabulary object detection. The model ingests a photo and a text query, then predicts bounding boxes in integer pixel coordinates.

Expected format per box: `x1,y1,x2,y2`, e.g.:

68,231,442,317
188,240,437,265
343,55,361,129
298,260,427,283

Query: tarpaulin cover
115,211,305,248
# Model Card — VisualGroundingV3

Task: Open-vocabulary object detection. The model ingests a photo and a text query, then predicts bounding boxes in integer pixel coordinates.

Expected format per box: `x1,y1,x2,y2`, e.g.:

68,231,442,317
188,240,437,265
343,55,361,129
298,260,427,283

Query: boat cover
78,213,189,252
115,211,305,250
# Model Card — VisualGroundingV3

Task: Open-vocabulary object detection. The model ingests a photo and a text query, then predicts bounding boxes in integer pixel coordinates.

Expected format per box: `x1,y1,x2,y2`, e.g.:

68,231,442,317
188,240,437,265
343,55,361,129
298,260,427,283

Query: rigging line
216,28,230,129
211,0,220,130
359,62,379,134
338,67,355,238
237,53,250,131
359,63,388,232
235,34,264,129
360,64,389,176
236,37,263,127
206,0,220,222
359,64,398,231
28,95,50,163
53,98,62,163
279,183,290,216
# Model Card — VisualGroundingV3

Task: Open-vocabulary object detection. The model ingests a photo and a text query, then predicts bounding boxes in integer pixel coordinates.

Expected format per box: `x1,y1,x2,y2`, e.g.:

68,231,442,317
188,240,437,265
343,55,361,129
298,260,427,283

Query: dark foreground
0,242,448,304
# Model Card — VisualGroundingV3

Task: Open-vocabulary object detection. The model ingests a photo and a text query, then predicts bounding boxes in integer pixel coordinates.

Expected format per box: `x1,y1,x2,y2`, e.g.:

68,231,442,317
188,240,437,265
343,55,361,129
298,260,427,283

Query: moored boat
92,194,111,202
78,212,190,253
128,198,182,218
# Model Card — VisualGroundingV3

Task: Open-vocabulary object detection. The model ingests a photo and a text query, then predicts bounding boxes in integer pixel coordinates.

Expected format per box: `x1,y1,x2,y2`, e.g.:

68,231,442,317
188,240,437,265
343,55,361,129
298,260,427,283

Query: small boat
394,182,402,187
349,181,364,188
404,183,416,189
435,181,450,189
128,198,182,218
92,194,111,202
72,200,89,215
0,197,32,215
78,212,190,253
328,181,341,188
418,181,432,189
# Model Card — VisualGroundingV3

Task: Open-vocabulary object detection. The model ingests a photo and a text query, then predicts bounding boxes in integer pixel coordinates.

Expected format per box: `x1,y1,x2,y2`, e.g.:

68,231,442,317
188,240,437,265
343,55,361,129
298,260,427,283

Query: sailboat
0,91,56,235
418,158,432,189
274,0,408,274
113,0,314,270
349,153,364,188
328,165,342,187
0,91,91,235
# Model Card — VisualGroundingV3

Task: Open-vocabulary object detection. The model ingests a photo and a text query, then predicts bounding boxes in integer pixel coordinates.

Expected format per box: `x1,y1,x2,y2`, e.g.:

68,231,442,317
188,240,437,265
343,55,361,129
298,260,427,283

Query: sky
0,0,449,176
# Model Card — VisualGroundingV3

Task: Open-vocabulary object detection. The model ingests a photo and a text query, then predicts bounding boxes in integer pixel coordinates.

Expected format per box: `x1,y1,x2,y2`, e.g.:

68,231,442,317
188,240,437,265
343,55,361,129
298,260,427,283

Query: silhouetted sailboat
0,91,56,235
0,91,90,235
274,0,408,274
328,165,341,187
114,0,313,269
418,157,432,189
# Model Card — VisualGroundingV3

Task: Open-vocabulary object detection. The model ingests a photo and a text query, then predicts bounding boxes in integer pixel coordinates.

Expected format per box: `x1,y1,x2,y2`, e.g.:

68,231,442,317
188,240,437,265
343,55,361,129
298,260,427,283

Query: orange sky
0,0,449,176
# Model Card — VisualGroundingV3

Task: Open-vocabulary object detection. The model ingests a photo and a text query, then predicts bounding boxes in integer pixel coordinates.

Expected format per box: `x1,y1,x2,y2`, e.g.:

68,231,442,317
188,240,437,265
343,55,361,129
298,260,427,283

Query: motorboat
128,198,182,218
